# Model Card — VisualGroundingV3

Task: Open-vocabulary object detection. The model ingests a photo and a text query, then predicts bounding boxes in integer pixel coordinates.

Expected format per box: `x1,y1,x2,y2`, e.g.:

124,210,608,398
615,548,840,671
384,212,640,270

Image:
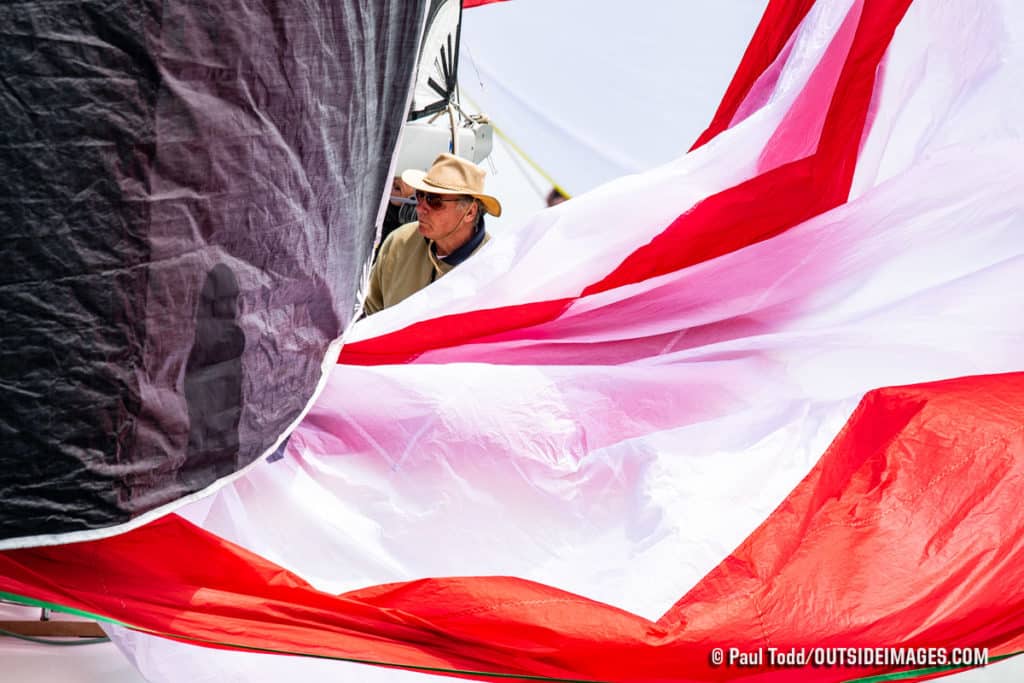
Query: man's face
415,192,475,242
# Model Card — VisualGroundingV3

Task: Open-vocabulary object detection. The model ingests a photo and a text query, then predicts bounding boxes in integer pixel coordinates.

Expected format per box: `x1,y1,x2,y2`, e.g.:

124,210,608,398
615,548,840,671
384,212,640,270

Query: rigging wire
460,41,570,201
459,93,571,200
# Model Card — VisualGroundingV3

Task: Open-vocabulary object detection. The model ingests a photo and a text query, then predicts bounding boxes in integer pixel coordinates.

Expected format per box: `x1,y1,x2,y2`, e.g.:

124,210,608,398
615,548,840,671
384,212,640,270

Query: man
377,176,416,253
363,153,501,315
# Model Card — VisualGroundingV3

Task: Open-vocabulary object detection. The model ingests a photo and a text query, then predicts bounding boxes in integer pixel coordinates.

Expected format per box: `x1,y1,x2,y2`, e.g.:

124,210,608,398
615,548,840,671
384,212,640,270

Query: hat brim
401,168,502,217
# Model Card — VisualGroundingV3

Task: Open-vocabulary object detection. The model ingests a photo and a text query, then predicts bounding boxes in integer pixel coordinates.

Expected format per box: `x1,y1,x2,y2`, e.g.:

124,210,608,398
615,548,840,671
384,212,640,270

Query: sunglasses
415,190,467,210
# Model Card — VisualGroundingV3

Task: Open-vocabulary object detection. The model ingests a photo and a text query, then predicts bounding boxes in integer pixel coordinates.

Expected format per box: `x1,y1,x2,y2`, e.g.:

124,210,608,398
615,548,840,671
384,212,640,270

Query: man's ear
464,201,479,224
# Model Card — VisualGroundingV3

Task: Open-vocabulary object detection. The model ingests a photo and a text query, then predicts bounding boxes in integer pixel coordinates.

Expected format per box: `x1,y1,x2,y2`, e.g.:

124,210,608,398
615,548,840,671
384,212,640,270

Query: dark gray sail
0,0,426,547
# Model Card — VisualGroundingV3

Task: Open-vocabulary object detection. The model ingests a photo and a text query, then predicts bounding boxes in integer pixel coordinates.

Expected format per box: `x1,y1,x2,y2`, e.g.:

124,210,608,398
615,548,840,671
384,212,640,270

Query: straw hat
401,153,502,217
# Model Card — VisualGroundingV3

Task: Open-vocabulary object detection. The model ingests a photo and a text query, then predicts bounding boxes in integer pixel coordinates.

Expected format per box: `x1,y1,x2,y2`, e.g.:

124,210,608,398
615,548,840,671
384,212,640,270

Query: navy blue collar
431,217,486,266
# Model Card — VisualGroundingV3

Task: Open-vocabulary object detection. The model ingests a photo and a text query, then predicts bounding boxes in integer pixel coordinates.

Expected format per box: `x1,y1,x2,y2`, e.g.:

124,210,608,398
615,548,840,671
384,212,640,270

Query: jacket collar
429,218,486,267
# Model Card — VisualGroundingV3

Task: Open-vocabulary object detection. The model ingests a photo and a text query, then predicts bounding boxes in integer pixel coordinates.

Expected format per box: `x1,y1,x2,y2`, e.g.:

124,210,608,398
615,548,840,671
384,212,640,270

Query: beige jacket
363,222,490,315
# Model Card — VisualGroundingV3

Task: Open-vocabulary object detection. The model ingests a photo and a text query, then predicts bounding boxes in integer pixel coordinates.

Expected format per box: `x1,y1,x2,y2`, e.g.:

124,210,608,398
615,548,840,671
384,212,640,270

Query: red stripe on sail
0,515,657,681
658,371,1024,679
691,0,817,151
582,0,906,297
341,298,572,366
463,0,509,8
3,373,1024,681
340,0,909,367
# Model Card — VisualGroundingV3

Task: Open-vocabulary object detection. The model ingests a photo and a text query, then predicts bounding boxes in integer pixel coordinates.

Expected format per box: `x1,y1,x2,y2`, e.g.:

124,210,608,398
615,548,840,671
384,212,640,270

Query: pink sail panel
340,0,911,366
2,374,1024,682
691,0,817,150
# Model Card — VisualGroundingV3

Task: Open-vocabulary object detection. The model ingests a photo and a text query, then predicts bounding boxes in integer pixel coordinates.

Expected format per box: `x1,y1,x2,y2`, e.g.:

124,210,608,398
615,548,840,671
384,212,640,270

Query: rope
459,92,571,199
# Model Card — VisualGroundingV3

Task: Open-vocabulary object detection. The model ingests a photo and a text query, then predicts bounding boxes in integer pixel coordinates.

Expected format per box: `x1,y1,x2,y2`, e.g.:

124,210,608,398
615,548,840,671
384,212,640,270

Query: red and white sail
3,1,1024,681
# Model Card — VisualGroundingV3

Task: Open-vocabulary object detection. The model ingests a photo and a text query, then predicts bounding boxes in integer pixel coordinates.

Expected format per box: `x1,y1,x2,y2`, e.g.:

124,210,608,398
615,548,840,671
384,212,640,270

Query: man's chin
417,223,432,238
